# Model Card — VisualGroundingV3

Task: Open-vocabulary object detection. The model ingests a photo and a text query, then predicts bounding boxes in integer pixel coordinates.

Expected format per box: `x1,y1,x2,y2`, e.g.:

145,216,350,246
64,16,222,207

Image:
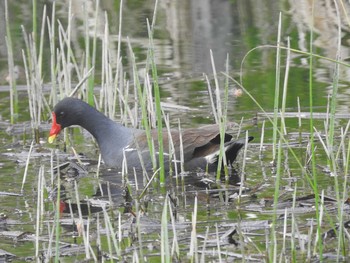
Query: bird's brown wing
141,122,242,159
129,122,241,152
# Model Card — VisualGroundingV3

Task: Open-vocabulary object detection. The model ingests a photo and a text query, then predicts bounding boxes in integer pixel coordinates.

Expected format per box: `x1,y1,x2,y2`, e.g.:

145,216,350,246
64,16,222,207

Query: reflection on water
0,1,349,117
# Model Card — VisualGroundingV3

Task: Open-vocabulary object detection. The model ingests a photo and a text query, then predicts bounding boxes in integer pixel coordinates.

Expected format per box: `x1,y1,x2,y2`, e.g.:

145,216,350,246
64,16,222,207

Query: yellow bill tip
48,134,57,144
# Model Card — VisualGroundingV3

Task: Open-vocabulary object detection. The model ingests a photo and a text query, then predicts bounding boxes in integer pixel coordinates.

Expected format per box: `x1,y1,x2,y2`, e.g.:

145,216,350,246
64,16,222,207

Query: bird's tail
212,136,254,166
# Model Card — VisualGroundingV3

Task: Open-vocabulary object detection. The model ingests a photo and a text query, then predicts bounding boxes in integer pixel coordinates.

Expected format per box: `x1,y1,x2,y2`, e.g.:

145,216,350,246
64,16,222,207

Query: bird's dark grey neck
76,105,132,149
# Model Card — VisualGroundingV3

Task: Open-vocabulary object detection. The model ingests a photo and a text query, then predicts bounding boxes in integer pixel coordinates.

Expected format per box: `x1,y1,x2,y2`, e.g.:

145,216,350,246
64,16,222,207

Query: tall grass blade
35,165,45,260
272,12,282,162
74,181,90,259
161,195,170,262
147,16,165,183
21,140,35,192
127,39,157,174
308,1,322,259
83,0,100,105
47,1,57,104
5,0,18,123
32,0,37,44
270,13,285,261
54,155,61,263
189,195,198,262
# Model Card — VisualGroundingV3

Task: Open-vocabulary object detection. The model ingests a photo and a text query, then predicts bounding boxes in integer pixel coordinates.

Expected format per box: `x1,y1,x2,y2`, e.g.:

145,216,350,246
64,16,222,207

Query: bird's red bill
48,112,61,143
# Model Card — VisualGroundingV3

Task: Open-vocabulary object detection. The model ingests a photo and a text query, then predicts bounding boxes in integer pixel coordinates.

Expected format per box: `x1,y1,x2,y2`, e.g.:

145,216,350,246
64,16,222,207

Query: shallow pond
1,0,350,262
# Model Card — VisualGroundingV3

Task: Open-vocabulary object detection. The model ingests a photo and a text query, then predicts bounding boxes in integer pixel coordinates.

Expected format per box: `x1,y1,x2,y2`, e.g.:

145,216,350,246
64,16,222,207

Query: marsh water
1,0,350,262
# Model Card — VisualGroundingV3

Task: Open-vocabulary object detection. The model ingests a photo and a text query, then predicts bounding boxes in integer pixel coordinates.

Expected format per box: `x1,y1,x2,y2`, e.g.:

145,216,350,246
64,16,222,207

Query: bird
48,97,253,172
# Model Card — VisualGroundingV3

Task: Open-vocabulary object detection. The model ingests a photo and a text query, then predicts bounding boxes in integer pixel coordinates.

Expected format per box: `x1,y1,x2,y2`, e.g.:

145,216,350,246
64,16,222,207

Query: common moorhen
48,98,253,172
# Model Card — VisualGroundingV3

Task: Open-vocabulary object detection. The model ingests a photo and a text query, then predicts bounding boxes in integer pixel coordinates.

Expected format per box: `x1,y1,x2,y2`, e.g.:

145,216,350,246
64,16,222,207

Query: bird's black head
48,97,88,143
53,97,87,128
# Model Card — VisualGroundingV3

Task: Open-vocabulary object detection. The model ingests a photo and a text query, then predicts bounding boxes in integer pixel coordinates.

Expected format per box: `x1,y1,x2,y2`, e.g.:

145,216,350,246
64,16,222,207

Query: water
0,0,350,261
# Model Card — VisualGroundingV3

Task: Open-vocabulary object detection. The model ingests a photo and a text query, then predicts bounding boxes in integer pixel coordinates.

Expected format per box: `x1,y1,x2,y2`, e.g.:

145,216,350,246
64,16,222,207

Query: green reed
147,8,165,183
10,0,243,261
32,0,37,44
213,51,229,180
161,195,170,262
271,13,282,164
307,2,323,259
54,168,61,263
129,42,157,174
21,6,46,143
237,8,350,262
83,0,99,106
206,52,231,180
5,0,18,124
34,165,44,260
47,1,57,103
270,13,286,262
18,0,350,261
328,2,344,258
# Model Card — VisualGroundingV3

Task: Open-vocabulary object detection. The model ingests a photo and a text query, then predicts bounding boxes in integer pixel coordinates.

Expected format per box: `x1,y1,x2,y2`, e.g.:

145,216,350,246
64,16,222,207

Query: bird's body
49,97,253,172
